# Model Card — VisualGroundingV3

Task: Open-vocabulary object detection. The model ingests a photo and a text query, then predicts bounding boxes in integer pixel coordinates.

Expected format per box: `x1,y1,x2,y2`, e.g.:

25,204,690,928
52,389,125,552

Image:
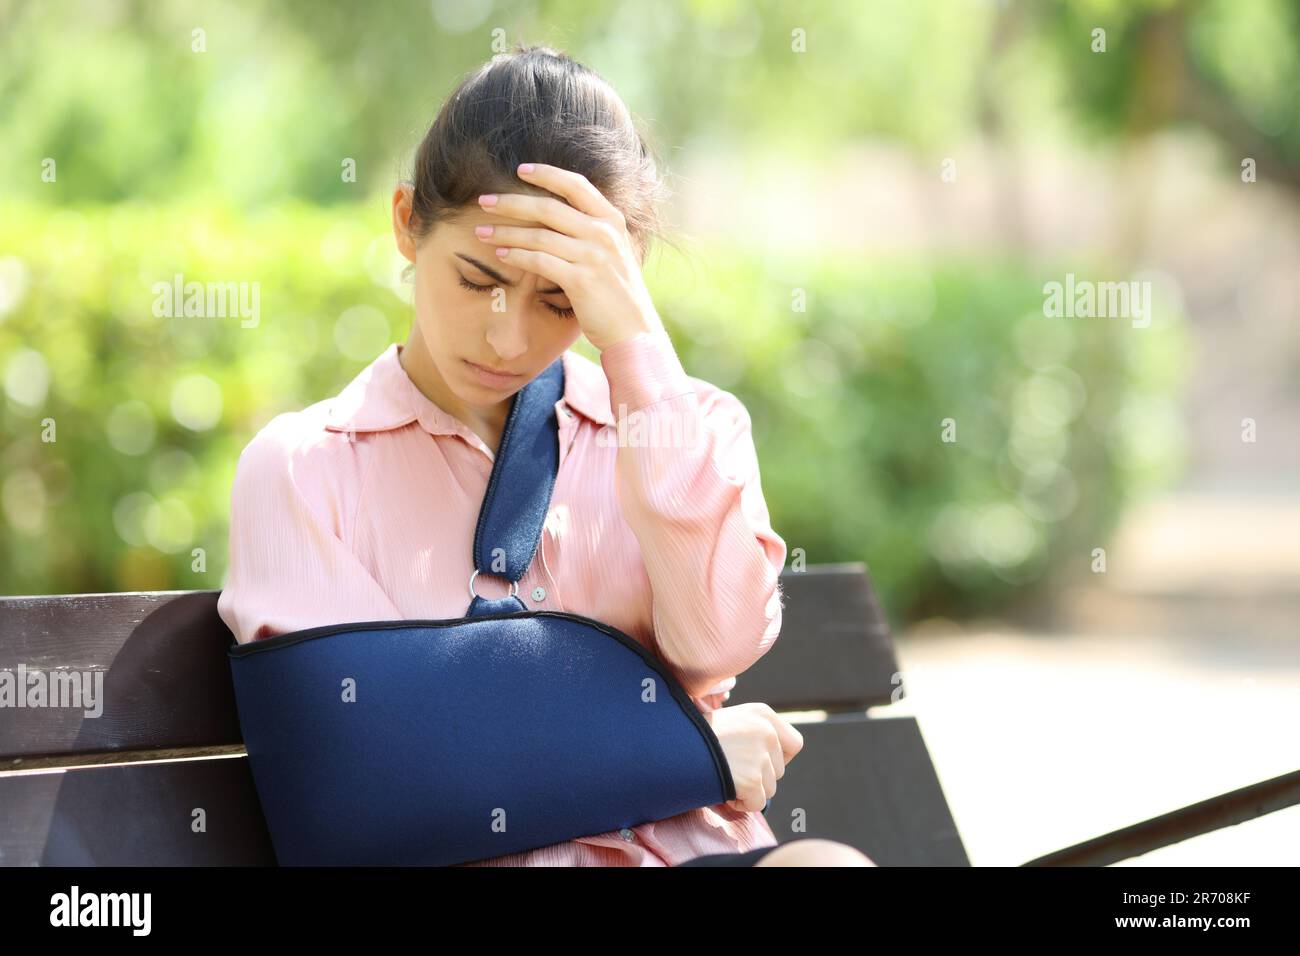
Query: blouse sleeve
599,331,788,700
216,414,402,645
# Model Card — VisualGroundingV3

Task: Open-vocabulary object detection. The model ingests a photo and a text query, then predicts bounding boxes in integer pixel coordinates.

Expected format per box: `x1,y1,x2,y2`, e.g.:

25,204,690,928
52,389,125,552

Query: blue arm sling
227,355,742,866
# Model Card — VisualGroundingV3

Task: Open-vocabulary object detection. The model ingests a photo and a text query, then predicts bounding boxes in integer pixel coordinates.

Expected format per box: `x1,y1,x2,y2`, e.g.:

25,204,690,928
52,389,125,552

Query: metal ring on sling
468,568,519,601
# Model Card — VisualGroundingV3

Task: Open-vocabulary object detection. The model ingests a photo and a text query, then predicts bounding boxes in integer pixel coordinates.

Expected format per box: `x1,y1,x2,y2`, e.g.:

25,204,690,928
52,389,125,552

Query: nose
483,307,529,364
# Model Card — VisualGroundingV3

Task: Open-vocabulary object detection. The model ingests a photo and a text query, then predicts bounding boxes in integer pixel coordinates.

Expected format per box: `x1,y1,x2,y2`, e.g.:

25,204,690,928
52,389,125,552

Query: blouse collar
324,342,615,437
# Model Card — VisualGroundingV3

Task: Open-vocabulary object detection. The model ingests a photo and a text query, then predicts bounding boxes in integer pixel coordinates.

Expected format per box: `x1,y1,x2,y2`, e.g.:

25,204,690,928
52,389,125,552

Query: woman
217,43,873,868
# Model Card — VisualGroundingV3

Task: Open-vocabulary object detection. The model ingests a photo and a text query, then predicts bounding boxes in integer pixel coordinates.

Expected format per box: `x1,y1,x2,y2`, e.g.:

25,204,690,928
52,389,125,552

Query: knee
759,838,876,867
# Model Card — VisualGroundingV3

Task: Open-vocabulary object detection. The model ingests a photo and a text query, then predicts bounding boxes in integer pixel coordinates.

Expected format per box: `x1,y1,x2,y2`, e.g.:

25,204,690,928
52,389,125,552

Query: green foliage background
0,202,1190,624
6,0,1284,625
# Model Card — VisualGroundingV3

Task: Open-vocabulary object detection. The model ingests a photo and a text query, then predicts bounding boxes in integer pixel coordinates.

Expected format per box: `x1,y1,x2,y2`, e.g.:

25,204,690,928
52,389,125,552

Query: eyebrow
455,253,565,295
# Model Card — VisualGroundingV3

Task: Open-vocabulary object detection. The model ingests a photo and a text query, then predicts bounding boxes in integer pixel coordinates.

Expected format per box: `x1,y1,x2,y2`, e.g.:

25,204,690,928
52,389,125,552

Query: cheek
414,276,478,336
546,323,583,353
411,265,440,319
532,328,568,365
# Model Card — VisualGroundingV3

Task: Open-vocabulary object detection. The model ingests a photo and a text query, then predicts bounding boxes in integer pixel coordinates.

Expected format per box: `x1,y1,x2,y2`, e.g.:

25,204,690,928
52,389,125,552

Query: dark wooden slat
736,563,901,712
1022,768,1300,867
0,756,276,865
0,591,241,759
764,714,970,866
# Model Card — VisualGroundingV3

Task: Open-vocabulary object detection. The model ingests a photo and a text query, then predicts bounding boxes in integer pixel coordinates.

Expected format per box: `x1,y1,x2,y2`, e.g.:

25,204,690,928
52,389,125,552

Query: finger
734,770,766,814
491,245,580,295
767,728,786,781
768,713,803,765
479,191,607,244
516,162,624,224
474,223,587,265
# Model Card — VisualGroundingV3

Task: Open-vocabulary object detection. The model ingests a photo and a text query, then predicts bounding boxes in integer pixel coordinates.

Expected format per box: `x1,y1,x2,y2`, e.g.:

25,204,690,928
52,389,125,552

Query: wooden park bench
2,562,1296,866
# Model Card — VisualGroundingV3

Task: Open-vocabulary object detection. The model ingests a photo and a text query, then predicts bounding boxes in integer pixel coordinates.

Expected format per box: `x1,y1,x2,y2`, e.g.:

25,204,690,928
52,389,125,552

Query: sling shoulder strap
466,355,565,617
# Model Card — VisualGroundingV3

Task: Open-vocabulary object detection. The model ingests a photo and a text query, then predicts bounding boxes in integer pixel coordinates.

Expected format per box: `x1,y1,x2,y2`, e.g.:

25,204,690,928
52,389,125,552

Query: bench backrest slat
0,757,275,866
0,591,239,760
735,563,900,712
767,714,970,866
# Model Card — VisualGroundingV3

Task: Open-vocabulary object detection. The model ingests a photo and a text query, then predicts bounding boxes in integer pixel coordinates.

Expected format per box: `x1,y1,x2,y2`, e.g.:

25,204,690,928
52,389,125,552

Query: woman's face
391,184,583,414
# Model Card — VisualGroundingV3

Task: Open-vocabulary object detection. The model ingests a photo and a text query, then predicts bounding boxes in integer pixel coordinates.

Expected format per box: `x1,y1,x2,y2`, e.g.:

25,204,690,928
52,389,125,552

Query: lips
466,360,521,377
464,359,526,389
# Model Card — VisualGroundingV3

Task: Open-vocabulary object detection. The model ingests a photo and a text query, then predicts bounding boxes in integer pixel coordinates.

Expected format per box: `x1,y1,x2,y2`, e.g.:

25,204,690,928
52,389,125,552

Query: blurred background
0,0,1296,863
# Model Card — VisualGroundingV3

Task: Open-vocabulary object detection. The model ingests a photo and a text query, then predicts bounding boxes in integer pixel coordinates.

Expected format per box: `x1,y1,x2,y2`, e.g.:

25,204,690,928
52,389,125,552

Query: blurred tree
1036,0,1300,193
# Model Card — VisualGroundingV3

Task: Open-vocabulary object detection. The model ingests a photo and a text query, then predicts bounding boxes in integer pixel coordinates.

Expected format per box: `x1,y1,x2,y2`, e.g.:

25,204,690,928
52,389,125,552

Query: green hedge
651,248,1191,623
0,202,1190,625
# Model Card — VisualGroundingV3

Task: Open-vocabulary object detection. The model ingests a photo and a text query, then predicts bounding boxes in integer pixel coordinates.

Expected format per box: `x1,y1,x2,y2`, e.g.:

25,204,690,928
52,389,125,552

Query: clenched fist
704,702,804,814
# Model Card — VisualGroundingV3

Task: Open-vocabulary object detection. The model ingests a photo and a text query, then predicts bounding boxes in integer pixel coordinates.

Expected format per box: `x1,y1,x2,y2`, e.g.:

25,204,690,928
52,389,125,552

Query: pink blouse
216,331,787,866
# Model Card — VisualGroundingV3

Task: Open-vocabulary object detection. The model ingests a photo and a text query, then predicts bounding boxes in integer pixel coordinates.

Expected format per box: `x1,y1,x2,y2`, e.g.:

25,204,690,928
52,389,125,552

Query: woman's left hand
474,162,665,353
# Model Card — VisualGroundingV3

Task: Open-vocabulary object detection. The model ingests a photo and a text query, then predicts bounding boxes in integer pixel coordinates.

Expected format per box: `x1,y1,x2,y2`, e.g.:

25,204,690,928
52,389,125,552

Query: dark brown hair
404,43,676,265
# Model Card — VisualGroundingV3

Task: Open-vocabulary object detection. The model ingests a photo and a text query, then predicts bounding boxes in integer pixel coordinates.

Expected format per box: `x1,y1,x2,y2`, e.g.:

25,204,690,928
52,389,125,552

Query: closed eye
457,276,575,319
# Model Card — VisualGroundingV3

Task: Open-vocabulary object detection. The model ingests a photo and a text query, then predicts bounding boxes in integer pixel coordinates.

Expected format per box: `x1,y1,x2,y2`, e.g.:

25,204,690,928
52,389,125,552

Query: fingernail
518,163,534,174
479,194,498,206
474,225,493,237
